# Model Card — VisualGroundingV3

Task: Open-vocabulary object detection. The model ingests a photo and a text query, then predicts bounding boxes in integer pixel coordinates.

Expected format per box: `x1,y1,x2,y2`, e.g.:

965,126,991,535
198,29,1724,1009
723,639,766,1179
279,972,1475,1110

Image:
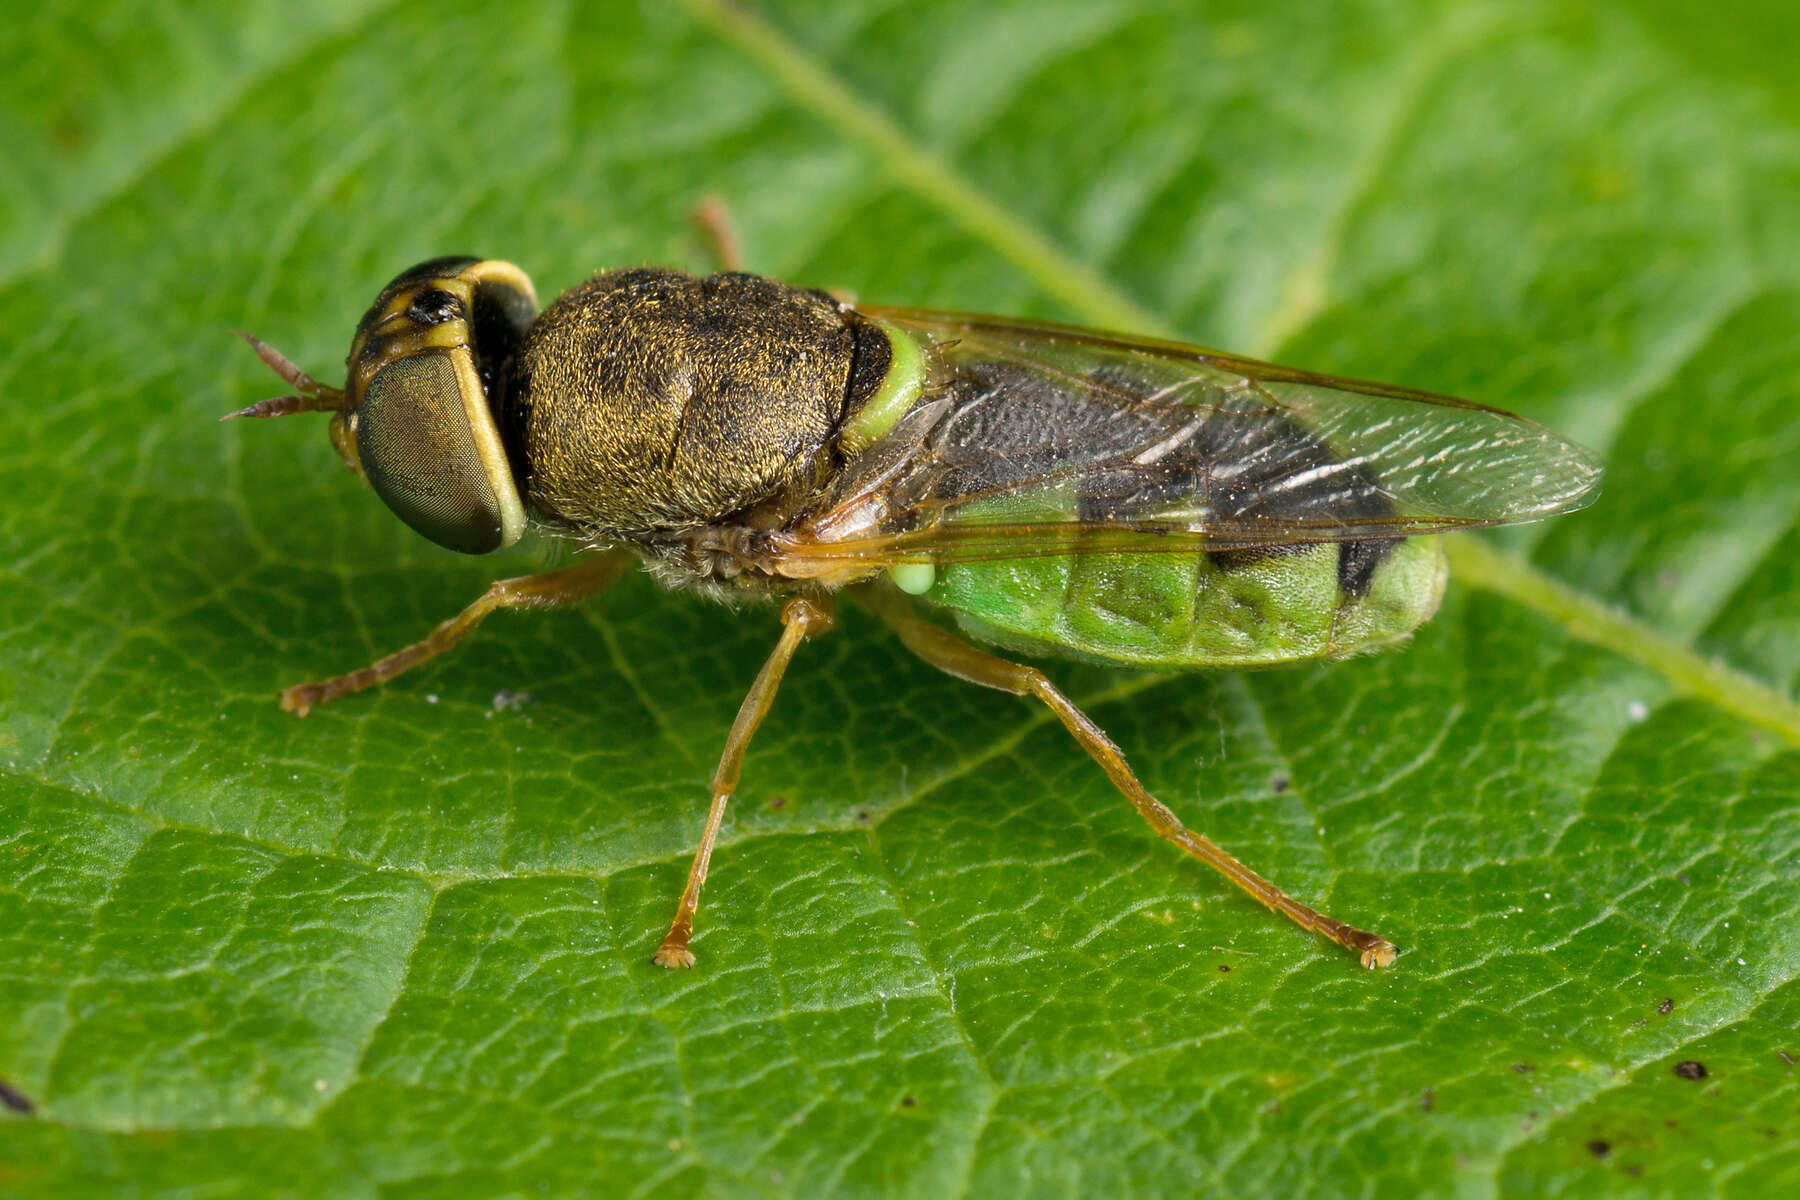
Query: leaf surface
3,1,1798,1195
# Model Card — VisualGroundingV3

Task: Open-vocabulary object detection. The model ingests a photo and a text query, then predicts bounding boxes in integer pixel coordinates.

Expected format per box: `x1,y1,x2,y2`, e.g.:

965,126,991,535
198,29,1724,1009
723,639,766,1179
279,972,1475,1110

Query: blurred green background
2,1,1798,1195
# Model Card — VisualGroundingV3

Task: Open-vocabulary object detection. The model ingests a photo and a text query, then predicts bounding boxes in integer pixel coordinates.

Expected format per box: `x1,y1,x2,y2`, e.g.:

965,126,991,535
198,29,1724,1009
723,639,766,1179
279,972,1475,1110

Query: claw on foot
1358,938,1398,970
280,684,322,717
653,943,697,969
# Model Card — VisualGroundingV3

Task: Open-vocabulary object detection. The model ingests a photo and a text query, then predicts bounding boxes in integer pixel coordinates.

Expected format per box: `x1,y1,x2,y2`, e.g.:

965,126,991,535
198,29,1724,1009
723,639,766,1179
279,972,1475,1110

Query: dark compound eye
340,259,538,554
407,288,464,325
356,354,507,553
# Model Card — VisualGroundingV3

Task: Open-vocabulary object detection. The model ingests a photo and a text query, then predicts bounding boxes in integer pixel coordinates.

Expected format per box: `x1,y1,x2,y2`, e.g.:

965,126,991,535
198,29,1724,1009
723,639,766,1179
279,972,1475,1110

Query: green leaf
4,0,1798,1194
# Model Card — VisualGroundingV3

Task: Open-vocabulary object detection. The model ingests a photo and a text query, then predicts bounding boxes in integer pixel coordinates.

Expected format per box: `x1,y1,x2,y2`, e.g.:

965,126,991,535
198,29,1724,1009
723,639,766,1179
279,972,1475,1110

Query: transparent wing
771,308,1603,571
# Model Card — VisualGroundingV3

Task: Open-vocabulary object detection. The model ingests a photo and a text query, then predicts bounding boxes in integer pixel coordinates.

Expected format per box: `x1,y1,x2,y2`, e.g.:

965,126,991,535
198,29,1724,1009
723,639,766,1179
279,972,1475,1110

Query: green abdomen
922,538,1447,668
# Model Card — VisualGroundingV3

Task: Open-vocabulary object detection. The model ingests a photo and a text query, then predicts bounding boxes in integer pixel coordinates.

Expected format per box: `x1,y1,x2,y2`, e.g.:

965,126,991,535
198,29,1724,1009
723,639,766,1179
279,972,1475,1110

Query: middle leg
653,594,835,968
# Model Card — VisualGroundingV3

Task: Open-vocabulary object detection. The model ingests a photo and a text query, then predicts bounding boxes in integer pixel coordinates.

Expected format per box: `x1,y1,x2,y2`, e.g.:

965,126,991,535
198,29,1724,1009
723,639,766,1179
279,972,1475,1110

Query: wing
770,308,1603,572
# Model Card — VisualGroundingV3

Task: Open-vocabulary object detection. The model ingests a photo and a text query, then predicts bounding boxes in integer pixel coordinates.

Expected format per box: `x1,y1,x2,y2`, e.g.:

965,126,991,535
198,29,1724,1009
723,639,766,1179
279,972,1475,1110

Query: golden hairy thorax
512,268,857,538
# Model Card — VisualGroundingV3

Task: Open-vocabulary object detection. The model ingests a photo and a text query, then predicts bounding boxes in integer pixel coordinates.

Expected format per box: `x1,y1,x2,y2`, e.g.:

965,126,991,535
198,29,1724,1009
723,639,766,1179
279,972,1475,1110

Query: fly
228,227,1600,970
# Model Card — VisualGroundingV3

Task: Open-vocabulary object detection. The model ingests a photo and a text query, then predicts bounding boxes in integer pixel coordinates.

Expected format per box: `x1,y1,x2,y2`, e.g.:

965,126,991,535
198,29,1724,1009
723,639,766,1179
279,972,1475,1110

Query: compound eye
342,259,537,554
357,353,512,553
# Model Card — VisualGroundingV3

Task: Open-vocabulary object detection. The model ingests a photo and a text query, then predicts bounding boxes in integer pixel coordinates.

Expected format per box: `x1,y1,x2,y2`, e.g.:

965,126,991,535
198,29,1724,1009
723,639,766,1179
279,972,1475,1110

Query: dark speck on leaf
0,1078,34,1115
1586,1139,1611,1159
1672,1060,1708,1080
1218,964,1232,973
1269,773,1290,794
856,809,871,823
1513,1062,1534,1074
1420,1087,1434,1112
1657,997,1674,1014
901,1096,916,1108
1624,1165,1643,1178
51,106,89,153
769,794,788,811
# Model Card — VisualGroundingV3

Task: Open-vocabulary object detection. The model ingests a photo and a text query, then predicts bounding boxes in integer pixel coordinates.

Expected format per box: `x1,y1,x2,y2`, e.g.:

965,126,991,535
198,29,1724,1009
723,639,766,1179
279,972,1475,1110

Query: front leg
280,549,633,715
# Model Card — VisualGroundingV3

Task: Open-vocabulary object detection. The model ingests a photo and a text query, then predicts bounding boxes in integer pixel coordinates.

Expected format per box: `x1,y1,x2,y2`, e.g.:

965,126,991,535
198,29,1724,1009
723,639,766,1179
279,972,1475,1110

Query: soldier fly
228,226,1599,970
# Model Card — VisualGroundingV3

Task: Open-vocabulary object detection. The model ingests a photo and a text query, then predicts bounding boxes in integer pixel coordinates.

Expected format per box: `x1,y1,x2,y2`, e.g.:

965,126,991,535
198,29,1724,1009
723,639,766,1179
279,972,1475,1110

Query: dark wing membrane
776,308,1602,569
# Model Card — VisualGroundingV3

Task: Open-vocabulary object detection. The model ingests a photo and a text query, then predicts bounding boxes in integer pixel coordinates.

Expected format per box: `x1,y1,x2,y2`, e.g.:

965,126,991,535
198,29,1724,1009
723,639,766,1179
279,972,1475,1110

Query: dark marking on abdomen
1204,537,1396,598
1335,537,1399,597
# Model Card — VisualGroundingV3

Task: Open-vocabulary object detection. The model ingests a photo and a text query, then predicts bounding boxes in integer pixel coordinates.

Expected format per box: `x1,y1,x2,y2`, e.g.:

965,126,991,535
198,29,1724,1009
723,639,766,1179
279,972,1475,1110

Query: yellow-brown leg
854,584,1396,969
690,196,856,305
691,195,745,273
281,550,634,716
654,595,834,968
